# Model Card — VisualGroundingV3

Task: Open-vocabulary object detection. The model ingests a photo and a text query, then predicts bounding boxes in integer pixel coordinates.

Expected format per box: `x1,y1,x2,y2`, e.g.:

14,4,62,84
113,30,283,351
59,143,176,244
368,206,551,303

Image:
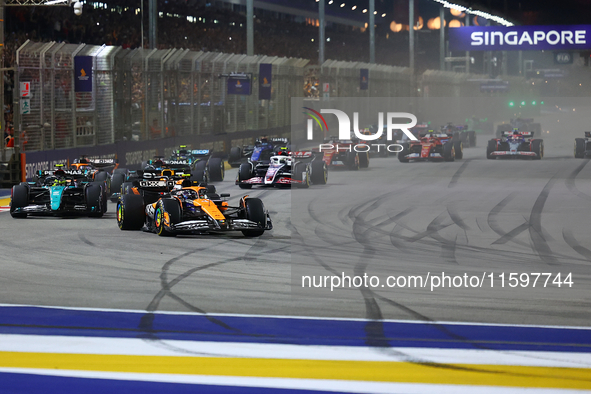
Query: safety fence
11,40,534,157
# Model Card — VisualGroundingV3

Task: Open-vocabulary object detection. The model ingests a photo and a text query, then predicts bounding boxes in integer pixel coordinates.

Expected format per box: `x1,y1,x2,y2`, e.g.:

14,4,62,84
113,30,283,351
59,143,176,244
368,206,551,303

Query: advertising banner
227,76,251,95
259,63,272,100
449,25,591,51
360,68,369,90
74,56,93,92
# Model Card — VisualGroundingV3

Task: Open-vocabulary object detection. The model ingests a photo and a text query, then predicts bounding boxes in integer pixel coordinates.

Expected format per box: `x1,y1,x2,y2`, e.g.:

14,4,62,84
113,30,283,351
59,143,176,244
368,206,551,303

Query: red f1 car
398,132,463,162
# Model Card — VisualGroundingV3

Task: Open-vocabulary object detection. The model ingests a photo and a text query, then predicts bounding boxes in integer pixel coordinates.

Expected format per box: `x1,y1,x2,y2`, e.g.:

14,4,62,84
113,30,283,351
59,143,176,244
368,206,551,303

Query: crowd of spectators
3,2,429,65
1,2,440,129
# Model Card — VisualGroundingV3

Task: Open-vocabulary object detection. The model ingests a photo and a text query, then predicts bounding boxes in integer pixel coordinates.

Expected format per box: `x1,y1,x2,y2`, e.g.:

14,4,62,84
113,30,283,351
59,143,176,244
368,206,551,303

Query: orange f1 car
117,180,272,237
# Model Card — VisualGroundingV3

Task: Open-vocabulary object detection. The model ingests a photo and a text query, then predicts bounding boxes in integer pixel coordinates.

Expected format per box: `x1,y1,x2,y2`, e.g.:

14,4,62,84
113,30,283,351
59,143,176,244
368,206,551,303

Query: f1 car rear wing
292,151,322,161
502,131,534,138
585,131,591,138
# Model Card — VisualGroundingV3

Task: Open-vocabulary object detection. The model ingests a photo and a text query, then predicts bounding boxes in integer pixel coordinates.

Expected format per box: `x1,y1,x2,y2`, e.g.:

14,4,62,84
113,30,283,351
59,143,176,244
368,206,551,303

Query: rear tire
575,138,585,158
155,198,181,237
110,173,125,197
229,147,242,167
238,163,253,189
242,198,266,237
310,159,327,185
358,152,369,168
117,194,145,230
10,184,28,218
207,157,225,182
345,152,359,171
468,131,476,147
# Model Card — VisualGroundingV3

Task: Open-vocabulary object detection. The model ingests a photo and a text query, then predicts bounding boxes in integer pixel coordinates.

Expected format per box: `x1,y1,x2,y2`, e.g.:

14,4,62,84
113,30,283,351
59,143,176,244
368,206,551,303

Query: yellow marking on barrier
1,352,591,390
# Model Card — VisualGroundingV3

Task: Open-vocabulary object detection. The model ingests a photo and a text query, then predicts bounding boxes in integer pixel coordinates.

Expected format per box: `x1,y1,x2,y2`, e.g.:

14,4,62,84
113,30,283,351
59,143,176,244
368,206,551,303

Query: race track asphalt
1,110,590,327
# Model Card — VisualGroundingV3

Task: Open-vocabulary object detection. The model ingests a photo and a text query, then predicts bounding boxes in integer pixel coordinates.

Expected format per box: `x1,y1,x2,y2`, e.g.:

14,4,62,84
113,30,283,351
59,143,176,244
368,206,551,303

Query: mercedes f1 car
117,179,272,237
236,151,327,188
10,166,107,218
70,156,128,202
486,130,543,160
398,132,463,162
574,132,591,158
228,137,290,167
169,146,225,183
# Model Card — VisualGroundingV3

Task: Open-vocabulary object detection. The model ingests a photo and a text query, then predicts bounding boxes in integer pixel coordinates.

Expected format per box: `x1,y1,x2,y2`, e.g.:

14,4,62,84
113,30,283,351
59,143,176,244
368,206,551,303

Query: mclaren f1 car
117,180,272,237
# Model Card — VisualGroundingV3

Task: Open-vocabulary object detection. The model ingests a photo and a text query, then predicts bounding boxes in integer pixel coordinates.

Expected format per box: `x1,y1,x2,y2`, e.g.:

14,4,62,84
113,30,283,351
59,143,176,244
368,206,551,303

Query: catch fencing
11,40,534,155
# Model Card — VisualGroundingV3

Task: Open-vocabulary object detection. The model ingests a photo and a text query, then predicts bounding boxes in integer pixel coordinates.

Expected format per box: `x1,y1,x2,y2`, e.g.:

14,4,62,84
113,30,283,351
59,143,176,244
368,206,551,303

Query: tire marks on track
565,159,591,202
562,228,591,262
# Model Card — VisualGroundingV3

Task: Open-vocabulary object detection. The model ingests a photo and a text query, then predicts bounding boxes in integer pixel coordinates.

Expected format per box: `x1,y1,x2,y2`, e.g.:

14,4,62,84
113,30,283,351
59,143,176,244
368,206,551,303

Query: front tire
117,194,145,230
310,159,327,185
532,139,544,160
155,199,181,237
242,198,266,237
238,162,253,189
443,142,455,162
486,140,497,160
10,184,28,218
86,182,104,217
293,163,310,188
575,138,585,158
358,152,369,168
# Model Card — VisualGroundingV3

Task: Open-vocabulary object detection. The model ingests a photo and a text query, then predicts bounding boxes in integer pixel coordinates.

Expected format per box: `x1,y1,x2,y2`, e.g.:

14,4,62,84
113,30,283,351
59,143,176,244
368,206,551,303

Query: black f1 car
117,178,272,237
574,132,591,158
486,130,543,160
10,166,107,218
236,151,327,188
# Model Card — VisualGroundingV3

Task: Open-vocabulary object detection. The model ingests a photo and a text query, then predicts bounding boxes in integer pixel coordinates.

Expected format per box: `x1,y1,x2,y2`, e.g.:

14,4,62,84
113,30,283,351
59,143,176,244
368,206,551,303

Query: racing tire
575,138,585,158
86,182,104,218
242,198,266,237
345,152,359,171
10,184,29,218
207,157,225,182
113,168,128,176
238,163,253,189
121,181,134,196
293,162,310,188
486,140,497,160
117,194,145,230
310,159,327,185
443,142,455,162
155,198,181,237
468,131,476,147
398,144,410,163
229,147,242,168
532,139,544,160
192,161,209,184
94,171,108,182
454,140,463,160
358,152,369,168
110,173,126,201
